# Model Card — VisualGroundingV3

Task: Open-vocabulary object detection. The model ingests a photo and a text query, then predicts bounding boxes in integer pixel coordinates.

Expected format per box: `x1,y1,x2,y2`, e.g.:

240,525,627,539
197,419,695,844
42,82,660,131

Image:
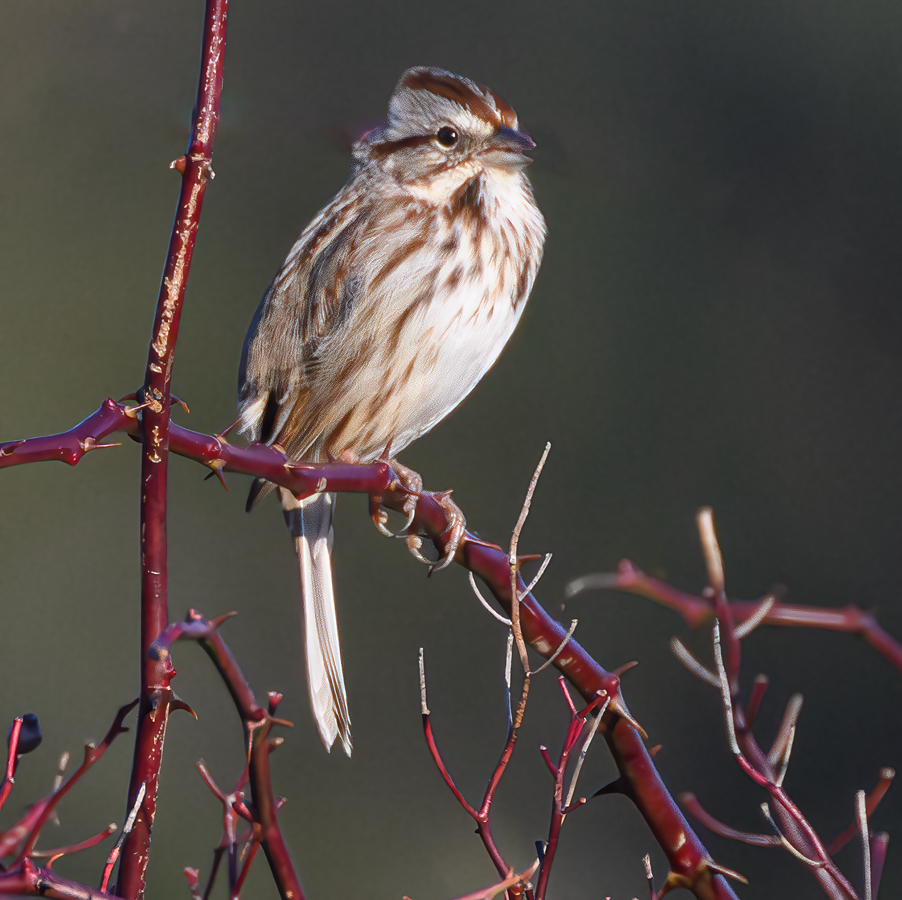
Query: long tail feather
281,489,352,755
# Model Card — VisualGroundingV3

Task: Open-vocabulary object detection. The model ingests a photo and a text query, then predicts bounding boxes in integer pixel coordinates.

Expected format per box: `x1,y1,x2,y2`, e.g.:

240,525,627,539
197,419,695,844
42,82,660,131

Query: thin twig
419,648,429,716
521,553,553,598
509,442,551,673
563,694,609,811
768,694,803,786
697,507,725,595
828,768,895,855
760,803,825,868
734,595,776,639
670,637,720,688
101,782,145,893
858,790,872,900
530,620,578,676
712,621,740,756
469,571,512,626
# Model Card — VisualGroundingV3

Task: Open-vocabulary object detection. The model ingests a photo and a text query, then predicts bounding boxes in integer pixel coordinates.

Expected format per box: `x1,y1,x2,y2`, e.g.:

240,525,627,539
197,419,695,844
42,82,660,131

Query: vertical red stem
116,3,229,898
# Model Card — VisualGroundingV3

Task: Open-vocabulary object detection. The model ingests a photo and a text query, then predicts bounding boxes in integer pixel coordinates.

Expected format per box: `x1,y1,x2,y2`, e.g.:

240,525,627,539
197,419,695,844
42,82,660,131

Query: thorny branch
0,703,137,898
1,399,741,900
116,1,230,898
151,610,304,900
2,3,898,898
566,561,902,674
667,508,892,900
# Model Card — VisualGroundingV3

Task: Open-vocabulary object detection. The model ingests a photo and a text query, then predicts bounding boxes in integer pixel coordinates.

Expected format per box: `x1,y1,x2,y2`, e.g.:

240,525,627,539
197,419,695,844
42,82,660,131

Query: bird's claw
368,458,465,573
369,496,395,538
406,532,433,566
369,457,423,538
406,490,466,574
429,490,466,573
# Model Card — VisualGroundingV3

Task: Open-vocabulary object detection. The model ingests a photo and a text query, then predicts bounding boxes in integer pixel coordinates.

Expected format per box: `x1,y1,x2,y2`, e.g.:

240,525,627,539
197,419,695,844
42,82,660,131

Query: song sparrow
238,67,546,755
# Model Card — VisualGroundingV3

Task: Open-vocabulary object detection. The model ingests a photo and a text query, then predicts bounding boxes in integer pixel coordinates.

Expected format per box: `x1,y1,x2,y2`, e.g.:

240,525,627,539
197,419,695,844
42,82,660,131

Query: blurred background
2,2,902,897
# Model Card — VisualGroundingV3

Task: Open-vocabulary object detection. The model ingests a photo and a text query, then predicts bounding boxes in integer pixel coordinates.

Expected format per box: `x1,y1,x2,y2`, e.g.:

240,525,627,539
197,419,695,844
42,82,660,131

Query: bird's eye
436,126,458,147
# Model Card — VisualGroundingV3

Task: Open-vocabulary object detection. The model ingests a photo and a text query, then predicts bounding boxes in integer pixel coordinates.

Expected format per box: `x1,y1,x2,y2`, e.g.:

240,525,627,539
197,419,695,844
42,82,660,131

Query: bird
238,66,546,755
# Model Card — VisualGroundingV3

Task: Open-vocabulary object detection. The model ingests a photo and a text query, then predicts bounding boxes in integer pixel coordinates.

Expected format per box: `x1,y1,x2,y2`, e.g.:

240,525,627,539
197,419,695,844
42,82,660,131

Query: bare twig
828,769,895,855
470,572,513,626
509,443,551,674
857,791,871,900
530,620,578,676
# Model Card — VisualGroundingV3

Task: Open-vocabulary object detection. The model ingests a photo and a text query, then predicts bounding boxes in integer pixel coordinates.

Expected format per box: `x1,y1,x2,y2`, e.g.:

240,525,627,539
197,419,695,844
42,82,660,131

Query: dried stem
509,443,551,674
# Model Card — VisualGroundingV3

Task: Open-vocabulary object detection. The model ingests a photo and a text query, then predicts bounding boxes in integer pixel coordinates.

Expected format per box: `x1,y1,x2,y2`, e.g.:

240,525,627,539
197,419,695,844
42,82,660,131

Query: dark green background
2,3,901,898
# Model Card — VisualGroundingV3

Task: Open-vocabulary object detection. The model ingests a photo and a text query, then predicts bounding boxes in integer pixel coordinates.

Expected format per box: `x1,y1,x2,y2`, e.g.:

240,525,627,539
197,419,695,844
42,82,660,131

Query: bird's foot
369,456,422,537
369,458,464,573
405,488,466,574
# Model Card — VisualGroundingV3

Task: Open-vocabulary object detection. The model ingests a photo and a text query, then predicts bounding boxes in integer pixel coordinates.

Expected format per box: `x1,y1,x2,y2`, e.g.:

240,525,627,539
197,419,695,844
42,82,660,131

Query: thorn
703,860,749,884
267,692,283,715
203,463,230,492
170,155,188,174
79,437,122,452
171,394,190,414
516,553,544,568
607,695,648,740
209,611,239,630
123,399,153,419
118,393,138,404
648,744,663,757
217,418,241,438
613,660,639,677
170,693,198,720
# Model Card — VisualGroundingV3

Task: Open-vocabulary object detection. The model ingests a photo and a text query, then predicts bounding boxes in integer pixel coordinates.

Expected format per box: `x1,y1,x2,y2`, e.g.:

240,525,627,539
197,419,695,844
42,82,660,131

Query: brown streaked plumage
238,67,546,755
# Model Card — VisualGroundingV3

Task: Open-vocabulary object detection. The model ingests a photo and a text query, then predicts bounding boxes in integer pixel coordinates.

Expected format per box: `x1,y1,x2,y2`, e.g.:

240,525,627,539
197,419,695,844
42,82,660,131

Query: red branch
534,685,607,900
672,513,883,900
569,560,902,673
114,2,229,898
420,668,528,886
0,858,121,899
152,610,304,900
1,402,740,900
0,703,135,865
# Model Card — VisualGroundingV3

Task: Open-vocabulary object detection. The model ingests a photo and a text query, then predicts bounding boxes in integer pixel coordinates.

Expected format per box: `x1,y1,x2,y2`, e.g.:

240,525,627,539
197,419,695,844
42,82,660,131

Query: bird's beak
482,124,535,167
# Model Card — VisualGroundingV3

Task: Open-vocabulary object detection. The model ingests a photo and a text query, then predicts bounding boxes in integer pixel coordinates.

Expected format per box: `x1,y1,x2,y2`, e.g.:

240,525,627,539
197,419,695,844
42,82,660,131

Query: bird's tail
280,488,352,756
